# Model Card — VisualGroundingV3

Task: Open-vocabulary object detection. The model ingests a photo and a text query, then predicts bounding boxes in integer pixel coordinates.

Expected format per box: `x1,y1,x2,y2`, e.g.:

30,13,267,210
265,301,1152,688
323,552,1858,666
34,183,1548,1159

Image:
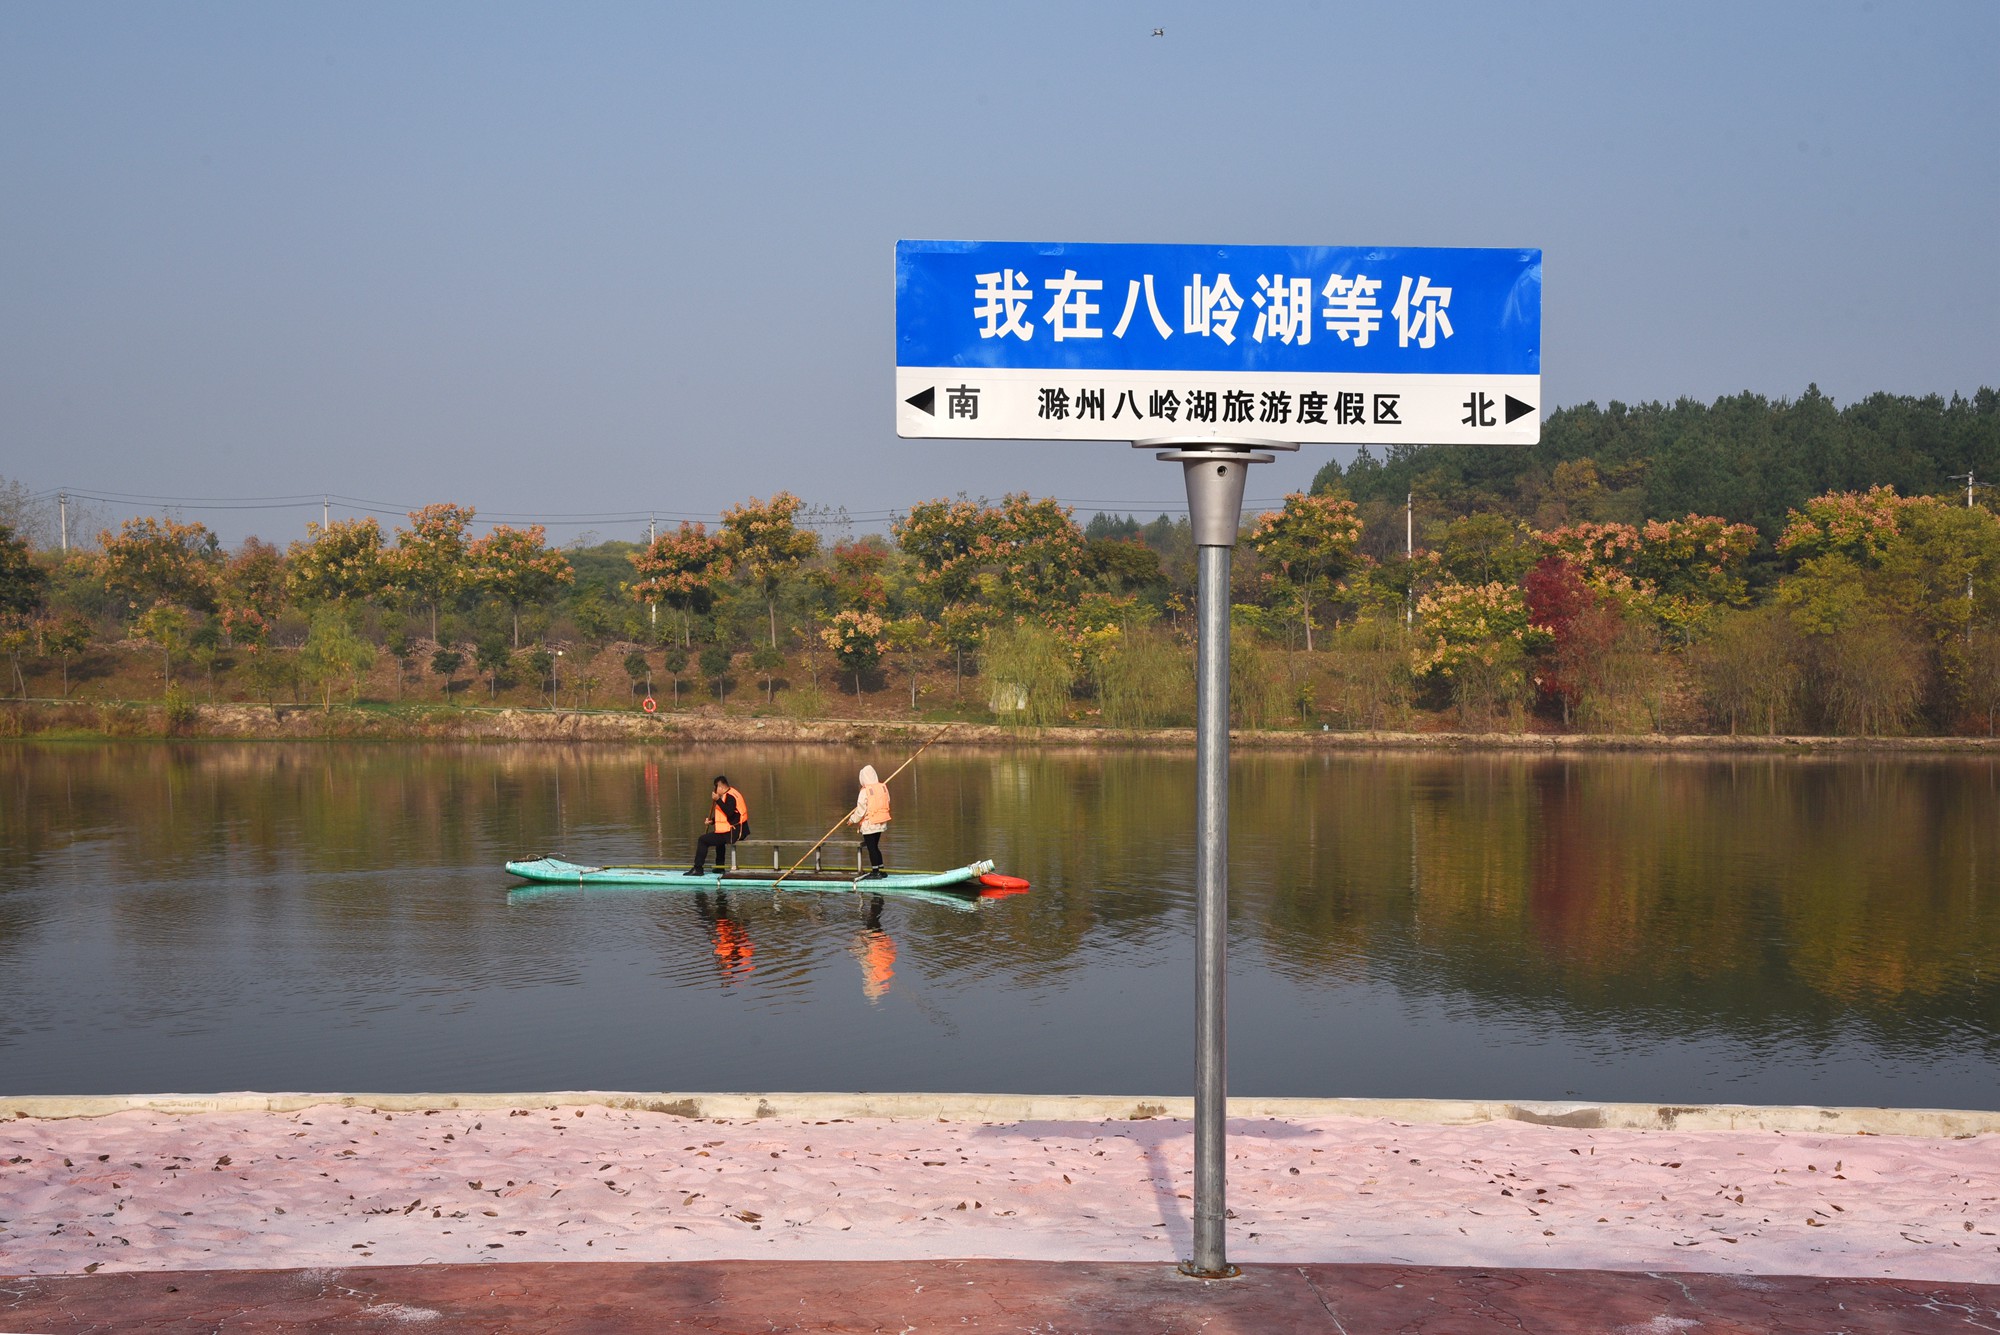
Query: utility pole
58,492,68,553
648,515,658,630
323,496,331,531
1949,472,1981,630
1405,491,1414,627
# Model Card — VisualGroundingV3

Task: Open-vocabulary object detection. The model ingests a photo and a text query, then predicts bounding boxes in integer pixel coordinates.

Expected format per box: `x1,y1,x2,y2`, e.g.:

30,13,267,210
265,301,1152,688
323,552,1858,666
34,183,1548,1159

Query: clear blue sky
3,1,1994,546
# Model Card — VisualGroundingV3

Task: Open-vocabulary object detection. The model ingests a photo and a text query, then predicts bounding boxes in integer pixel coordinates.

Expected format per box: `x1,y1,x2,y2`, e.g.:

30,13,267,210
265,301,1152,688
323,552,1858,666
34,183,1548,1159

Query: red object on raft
977,872,1031,896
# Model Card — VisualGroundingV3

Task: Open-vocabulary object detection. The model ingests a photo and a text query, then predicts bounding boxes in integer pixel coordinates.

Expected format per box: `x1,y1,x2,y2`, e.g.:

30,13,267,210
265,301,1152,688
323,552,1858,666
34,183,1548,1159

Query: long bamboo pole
770,723,955,889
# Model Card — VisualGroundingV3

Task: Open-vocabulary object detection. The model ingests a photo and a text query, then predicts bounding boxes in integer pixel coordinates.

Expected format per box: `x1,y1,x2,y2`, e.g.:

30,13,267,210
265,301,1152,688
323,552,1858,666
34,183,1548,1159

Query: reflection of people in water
694,890,755,983
850,893,896,1002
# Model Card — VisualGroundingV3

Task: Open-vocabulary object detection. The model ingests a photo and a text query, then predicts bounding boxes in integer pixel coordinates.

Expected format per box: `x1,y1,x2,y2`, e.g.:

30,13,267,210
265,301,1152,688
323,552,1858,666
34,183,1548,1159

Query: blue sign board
895,239,1541,444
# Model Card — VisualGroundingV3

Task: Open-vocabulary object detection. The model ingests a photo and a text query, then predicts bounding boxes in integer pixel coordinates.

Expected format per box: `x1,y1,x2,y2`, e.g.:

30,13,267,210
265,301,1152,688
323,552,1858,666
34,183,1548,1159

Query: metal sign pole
895,236,1540,1280
1143,438,1290,1279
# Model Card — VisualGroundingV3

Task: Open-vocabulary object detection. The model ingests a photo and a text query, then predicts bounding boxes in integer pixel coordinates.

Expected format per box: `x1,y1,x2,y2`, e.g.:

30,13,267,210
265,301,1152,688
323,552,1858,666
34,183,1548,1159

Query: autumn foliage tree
98,516,222,614
629,522,731,646
1774,486,2000,731
719,491,819,648
824,537,892,611
468,523,573,647
1524,555,1622,726
822,609,885,697
1631,516,1759,640
15,434,2000,737
287,518,389,608
893,496,991,613
982,494,1089,617
1247,492,1364,650
894,498,999,691
1414,581,1541,726
390,504,475,641
1537,514,1755,640
222,537,289,643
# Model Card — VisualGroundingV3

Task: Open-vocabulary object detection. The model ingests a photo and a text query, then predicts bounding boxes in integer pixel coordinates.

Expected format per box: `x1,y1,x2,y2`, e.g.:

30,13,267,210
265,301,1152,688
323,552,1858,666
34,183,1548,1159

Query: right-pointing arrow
1504,394,1535,424
905,386,936,416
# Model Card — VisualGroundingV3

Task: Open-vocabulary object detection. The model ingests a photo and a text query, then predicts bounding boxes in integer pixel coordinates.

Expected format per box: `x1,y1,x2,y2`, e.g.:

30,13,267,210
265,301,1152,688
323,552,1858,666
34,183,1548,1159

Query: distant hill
1312,386,2000,542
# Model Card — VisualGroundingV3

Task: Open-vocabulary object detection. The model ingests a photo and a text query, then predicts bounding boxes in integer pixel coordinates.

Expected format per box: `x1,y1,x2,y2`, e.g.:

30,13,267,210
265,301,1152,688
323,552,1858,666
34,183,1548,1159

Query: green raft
504,855,995,893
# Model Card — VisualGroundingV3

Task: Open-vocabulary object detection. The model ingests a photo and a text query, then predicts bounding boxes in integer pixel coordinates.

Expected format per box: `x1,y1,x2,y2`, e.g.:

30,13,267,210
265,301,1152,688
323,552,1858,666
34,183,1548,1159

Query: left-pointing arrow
906,387,936,416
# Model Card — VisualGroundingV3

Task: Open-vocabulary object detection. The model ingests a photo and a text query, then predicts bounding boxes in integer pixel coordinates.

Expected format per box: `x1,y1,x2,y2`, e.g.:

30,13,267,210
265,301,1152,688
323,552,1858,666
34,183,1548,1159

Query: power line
50,489,330,505
61,491,326,512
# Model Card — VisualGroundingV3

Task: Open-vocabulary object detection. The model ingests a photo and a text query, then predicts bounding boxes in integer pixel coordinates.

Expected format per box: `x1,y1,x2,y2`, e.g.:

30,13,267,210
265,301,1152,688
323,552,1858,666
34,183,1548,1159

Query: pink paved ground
3,1104,1995,1282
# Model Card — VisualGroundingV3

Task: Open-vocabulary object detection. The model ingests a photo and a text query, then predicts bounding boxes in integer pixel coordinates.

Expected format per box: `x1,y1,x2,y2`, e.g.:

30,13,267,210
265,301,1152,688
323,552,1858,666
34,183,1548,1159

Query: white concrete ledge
3,1091,1995,1138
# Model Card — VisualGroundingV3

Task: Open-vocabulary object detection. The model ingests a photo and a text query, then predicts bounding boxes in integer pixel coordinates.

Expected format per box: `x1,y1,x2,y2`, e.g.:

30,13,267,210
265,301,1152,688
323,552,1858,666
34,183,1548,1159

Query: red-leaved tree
1525,555,1622,727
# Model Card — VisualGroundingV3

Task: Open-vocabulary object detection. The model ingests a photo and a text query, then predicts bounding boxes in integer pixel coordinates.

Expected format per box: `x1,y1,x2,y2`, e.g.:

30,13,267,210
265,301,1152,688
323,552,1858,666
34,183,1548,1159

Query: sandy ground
1,1105,1994,1282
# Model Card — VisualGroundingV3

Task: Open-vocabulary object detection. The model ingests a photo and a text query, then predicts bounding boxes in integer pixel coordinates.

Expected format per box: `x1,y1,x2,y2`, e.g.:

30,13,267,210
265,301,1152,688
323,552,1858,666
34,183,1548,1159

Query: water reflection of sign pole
1145,437,1292,1278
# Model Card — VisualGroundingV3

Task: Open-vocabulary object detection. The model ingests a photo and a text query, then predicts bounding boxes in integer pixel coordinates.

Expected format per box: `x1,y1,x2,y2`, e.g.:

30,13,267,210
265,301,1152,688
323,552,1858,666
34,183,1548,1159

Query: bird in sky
1152,27,1164,36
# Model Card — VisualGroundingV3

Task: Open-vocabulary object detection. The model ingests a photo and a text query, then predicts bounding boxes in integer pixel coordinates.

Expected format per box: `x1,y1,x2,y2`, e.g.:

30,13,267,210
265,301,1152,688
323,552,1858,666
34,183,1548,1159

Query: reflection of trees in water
947,753,1194,973
1,744,1995,1047
1225,756,1410,984
1288,756,2000,1046
0,896,41,996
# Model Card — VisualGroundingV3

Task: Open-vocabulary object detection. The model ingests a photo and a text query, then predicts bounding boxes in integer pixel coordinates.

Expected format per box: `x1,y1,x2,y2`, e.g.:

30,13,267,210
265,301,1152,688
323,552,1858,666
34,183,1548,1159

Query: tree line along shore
4,387,1999,741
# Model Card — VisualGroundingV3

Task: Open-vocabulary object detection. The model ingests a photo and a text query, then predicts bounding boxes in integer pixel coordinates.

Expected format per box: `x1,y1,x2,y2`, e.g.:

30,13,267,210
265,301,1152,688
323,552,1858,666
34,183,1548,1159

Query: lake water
2,742,1996,1109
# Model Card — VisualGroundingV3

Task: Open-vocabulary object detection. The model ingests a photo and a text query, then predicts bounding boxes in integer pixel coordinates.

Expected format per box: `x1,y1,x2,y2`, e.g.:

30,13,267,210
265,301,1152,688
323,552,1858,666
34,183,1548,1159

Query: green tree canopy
1315,386,2000,547
0,523,47,617
299,609,377,710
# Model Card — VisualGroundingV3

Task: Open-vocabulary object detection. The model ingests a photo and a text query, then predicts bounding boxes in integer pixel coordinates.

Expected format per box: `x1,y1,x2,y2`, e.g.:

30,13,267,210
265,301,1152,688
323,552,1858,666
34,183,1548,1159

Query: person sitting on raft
687,774,749,876
847,764,890,880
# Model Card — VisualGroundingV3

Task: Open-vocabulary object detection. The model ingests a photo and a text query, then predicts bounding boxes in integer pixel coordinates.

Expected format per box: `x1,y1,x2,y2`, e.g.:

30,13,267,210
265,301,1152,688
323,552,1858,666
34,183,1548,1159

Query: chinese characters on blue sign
896,240,1541,444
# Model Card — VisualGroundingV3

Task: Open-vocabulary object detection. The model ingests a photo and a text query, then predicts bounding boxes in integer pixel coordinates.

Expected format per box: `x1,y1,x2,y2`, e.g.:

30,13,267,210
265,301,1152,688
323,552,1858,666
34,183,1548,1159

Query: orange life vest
712,786,748,836
861,782,891,825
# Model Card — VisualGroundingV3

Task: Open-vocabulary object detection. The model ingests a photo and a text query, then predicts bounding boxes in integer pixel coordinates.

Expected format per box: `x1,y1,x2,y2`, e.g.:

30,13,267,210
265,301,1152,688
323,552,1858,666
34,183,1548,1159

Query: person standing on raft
847,764,890,879
687,775,750,876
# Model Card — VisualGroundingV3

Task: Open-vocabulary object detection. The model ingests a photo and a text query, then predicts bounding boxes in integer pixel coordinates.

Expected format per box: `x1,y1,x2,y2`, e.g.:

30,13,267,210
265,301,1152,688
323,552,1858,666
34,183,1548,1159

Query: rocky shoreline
4,697,2000,751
